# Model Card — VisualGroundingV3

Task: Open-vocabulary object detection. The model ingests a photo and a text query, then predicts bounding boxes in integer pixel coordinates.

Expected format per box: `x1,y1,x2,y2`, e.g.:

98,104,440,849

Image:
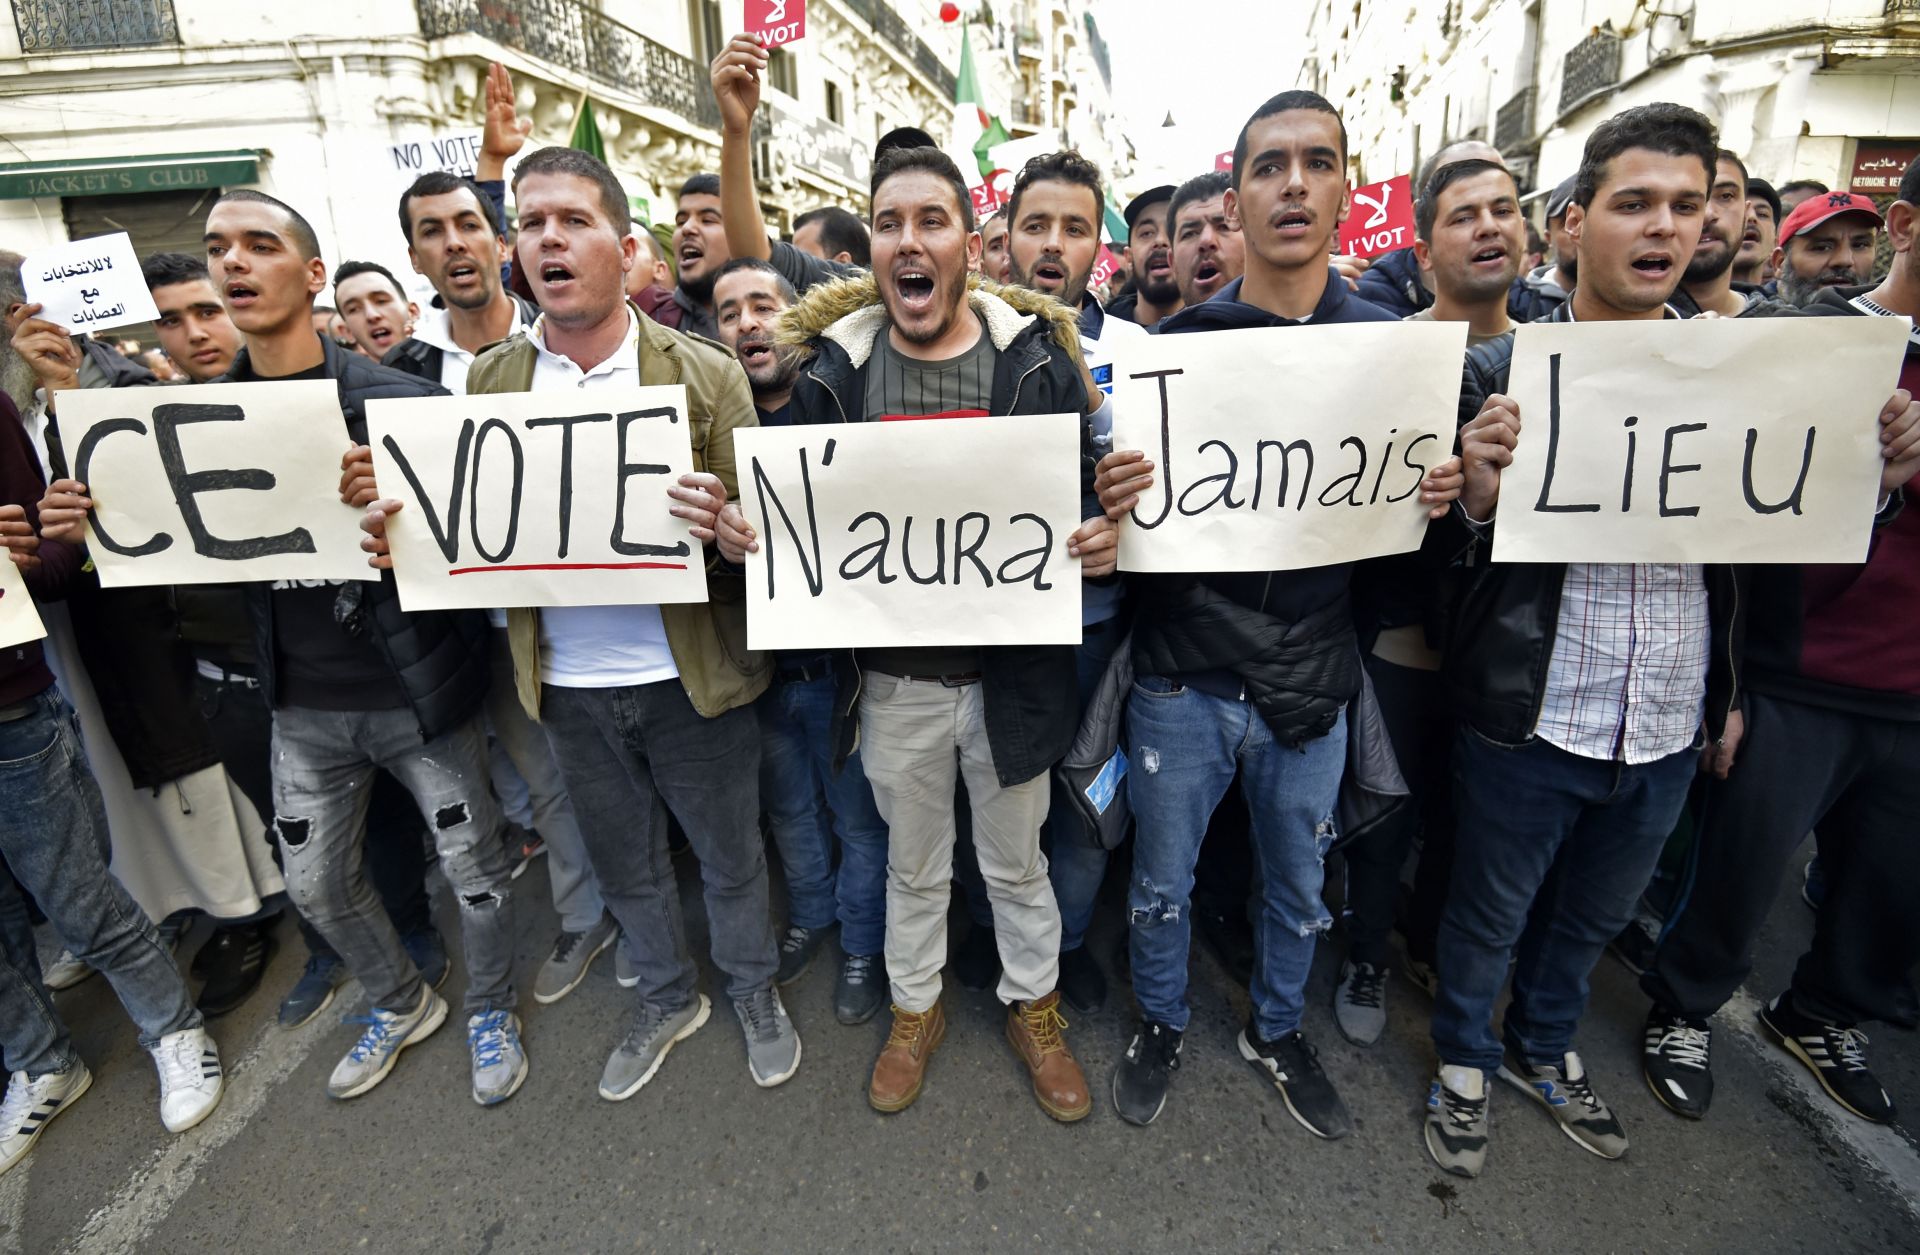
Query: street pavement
6,832,1916,1254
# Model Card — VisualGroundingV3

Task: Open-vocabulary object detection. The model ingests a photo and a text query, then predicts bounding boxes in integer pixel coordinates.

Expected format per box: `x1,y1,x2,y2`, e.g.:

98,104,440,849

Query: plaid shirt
1535,563,1710,764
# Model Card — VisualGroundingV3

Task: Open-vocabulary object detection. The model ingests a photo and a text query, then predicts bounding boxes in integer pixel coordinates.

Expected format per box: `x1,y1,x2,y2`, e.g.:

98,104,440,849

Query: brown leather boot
1007,991,1091,1121
869,1001,946,1113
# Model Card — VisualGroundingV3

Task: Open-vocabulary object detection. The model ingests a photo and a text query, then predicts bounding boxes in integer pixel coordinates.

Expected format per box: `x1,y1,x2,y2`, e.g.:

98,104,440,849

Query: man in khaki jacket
363,147,796,1101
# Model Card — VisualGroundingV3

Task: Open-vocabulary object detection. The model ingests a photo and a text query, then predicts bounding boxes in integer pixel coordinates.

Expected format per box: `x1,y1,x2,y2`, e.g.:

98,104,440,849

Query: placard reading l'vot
366,386,709,611
734,414,1082,650
1492,318,1908,564
0,558,46,650
55,381,374,587
1110,321,1467,572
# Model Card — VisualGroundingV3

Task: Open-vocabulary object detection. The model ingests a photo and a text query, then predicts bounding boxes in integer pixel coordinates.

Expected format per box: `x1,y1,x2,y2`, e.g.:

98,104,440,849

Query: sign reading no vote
1492,318,1911,564
0,558,46,650
1110,321,1467,573
734,414,1083,650
365,386,710,612
54,381,375,588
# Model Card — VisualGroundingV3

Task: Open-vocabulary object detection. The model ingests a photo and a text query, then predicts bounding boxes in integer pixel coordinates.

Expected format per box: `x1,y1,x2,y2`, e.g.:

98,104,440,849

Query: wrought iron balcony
11,0,178,52
841,0,958,97
1494,87,1535,151
1887,0,1919,14
1558,28,1622,115
416,0,720,131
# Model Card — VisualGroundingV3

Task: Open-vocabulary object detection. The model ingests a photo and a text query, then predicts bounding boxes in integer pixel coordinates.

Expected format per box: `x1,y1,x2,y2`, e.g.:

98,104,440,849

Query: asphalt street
6,832,1916,1255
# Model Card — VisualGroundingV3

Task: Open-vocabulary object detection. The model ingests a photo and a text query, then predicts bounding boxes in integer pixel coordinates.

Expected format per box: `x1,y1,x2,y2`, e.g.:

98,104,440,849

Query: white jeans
858,672,1059,1012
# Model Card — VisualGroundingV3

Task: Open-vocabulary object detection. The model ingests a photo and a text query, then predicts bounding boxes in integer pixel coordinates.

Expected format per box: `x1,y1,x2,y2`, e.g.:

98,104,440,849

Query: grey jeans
538,680,776,1011
271,706,516,1014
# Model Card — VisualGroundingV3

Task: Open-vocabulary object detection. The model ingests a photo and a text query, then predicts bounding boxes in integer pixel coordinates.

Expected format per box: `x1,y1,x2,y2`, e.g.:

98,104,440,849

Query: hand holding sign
22,232,160,336
9,305,83,397
0,503,41,577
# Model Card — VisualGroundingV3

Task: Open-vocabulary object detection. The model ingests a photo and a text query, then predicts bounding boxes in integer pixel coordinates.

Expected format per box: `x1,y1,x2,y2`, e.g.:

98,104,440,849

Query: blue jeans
1433,729,1696,1074
0,689,199,1075
1127,681,1346,1038
1045,619,1125,953
757,670,890,957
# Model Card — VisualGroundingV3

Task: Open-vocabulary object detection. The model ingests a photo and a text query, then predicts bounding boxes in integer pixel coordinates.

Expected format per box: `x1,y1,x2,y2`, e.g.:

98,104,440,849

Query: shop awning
0,150,262,200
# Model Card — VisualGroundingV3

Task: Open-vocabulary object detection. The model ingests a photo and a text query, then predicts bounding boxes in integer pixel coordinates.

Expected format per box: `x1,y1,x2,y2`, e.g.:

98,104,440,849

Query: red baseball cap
1779,190,1883,241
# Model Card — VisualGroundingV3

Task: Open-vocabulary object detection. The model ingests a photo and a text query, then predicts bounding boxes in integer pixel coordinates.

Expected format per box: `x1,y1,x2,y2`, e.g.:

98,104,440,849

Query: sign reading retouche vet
733,414,1083,650
1109,321,1467,573
365,386,710,611
1492,318,1910,565
54,381,375,588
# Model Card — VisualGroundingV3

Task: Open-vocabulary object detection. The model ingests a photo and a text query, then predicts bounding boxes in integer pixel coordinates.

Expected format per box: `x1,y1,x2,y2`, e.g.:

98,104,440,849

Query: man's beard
0,348,35,415
1683,235,1736,285
679,267,716,305
741,340,800,398
1137,247,1178,304
1778,264,1858,308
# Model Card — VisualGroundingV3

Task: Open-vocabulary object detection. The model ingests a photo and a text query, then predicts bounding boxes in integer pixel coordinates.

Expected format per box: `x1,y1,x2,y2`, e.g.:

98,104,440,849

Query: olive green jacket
464,302,769,721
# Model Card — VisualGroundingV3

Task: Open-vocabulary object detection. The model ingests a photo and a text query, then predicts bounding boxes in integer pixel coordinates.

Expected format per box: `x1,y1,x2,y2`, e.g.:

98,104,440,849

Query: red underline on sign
447,562,690,576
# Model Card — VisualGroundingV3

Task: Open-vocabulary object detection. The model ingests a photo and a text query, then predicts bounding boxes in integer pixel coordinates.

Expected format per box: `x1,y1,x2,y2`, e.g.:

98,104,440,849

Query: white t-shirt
410,301,530,398
524,310,680,689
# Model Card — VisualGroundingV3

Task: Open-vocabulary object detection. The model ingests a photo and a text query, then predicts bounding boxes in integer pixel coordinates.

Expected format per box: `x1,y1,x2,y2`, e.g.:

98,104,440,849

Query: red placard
1091,244,1121,290
970,177,1005,218
1214,150,1233,172
1337,173,1415,259
746,0,806,47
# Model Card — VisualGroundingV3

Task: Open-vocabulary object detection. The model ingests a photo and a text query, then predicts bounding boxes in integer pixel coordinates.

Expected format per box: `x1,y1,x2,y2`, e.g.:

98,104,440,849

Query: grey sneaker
776,923,834,985
834,952,886,1026
733,987,802,1088
326,986,447,1100
1333,959,1388,1046
614,937,640,989
1498,1048,1628,1159
467,1010,528,1106
1425,1064,1490,1178
534,916,618,1005
599,994,710,1101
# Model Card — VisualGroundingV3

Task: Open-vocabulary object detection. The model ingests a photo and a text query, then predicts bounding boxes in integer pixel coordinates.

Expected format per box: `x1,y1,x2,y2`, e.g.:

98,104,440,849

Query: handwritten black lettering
469,418,524,564
1129,367,1185,529
750,451,825,597
525,412,612,559
1742,426,1816,516
381,420,474,563
611,407,692,558
1536,353,1601,514
73,417,168,556
152,403,318,560
840,512,897,584
1658,423,1707,518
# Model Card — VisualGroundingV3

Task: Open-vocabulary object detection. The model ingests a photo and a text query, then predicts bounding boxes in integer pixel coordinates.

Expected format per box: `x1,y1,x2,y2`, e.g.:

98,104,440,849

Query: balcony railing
12,0,178,51
841,0,958,97
417,0,720,131
1887,0,1919,14
1494,87,1535,150
1558,28,1622,115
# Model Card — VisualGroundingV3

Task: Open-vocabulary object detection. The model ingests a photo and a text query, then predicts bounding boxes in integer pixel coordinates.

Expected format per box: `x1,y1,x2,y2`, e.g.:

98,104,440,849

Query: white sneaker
42,949,93,992
149,1027,223,1133
327,986,447,1100
0,1064,93,1175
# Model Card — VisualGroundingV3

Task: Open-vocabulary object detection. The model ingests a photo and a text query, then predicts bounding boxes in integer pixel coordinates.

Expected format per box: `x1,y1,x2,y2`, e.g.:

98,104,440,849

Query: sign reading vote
1110,321,1467,573
1493,318,1910,565
734,414,1083,650
0,558,46,650
746,0,806,46
55,381,375,588
366,386,710,612
23,231,160,336
1337,174,1416,259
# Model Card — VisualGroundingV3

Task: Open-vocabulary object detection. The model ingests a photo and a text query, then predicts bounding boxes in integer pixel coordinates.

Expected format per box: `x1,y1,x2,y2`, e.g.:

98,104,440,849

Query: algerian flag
948,25,989,159
569,94,605,162
1103,192,1129,246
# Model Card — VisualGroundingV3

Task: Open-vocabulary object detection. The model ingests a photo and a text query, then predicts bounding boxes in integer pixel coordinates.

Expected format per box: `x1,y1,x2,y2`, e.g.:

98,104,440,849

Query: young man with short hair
1408,158,1525,341
1096,92,1463,1134
332,260,417,361
1166,171,1244,308
1509,175,1577,323
1673,151,1773,317
980,207,1013,284
792,207,870,267
1106,184,1179,327
1777,178,1829,214
671,173,732,339
1773,192,1882,309
1356,139,1503,318
1733,177,1782,290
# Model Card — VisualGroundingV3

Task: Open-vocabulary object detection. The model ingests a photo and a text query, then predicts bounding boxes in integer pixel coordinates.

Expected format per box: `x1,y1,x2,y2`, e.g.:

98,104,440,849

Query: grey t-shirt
861,317,998,679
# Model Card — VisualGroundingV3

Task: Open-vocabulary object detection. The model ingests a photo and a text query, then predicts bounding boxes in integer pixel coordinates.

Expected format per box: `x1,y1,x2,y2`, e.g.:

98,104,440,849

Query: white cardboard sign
22,232,160,336
365,386,710,611
55,380,375,587
1492,317,1909,564
1110,321,1468,572
734,414,1084,650
0,558,46,649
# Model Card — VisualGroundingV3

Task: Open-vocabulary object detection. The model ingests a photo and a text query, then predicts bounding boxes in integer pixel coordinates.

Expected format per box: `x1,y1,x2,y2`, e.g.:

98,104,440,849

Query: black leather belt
905,672,982,687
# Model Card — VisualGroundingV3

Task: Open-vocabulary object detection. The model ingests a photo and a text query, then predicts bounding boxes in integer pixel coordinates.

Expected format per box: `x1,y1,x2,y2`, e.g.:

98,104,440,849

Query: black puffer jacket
381,292,538,383
226,338,491,741
1353,247,1433,319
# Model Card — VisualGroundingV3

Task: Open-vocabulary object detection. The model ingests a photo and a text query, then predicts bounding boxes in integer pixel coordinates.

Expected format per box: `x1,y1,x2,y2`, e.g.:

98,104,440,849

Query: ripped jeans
1126,679,1346,1039
271,706,515,1015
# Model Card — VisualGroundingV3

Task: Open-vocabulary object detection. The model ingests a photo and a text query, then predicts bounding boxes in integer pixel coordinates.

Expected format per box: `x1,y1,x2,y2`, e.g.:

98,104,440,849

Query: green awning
0,150,261,200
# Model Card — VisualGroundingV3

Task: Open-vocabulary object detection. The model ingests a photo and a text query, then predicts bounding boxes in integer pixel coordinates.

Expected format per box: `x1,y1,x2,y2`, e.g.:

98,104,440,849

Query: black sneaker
1112,1021,1182,1126
1057,945,1107,1015
775,923,834,985
1758,995,1895,1123
1237,1026,1353,1139
193,924,279,1018
1642,1005,1713,1119
1195,902,1255,987
951,923,1000,993
1607,917,1658,976
834,952,886,1026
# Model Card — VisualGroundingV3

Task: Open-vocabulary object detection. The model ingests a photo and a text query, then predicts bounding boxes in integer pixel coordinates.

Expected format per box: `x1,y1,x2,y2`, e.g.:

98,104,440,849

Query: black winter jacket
226,339,492,741
381,292,539,383
1353,247,1433,319
777,275,1091,788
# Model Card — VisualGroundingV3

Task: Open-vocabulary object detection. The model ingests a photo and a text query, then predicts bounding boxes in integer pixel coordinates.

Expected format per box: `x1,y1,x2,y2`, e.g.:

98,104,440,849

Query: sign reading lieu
1492,318,1910,565
746,0,806,46
366,386,710,612
1337,174,1415,259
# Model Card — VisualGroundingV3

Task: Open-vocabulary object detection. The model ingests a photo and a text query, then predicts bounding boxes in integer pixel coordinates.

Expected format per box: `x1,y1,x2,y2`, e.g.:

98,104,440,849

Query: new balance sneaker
834,952,886,1026
326,986,448,1099
467,1010,528,1106
733,987,802,1087
1497,1048,1628,1158
1642,1005,1714,1119
1424,1063,1489,1178
149,1027,223,1133
1112,1020,1182,1126
600,995,710,1101
278,954,346,1028
775,923,834,986
533,916,618,1005
1333,959,1389,1046
1238,1025,1353,1139
1758,995,1894,1123
401,928,450,991
614,937,640,989
41,948,92,992
0,1063,91,1176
